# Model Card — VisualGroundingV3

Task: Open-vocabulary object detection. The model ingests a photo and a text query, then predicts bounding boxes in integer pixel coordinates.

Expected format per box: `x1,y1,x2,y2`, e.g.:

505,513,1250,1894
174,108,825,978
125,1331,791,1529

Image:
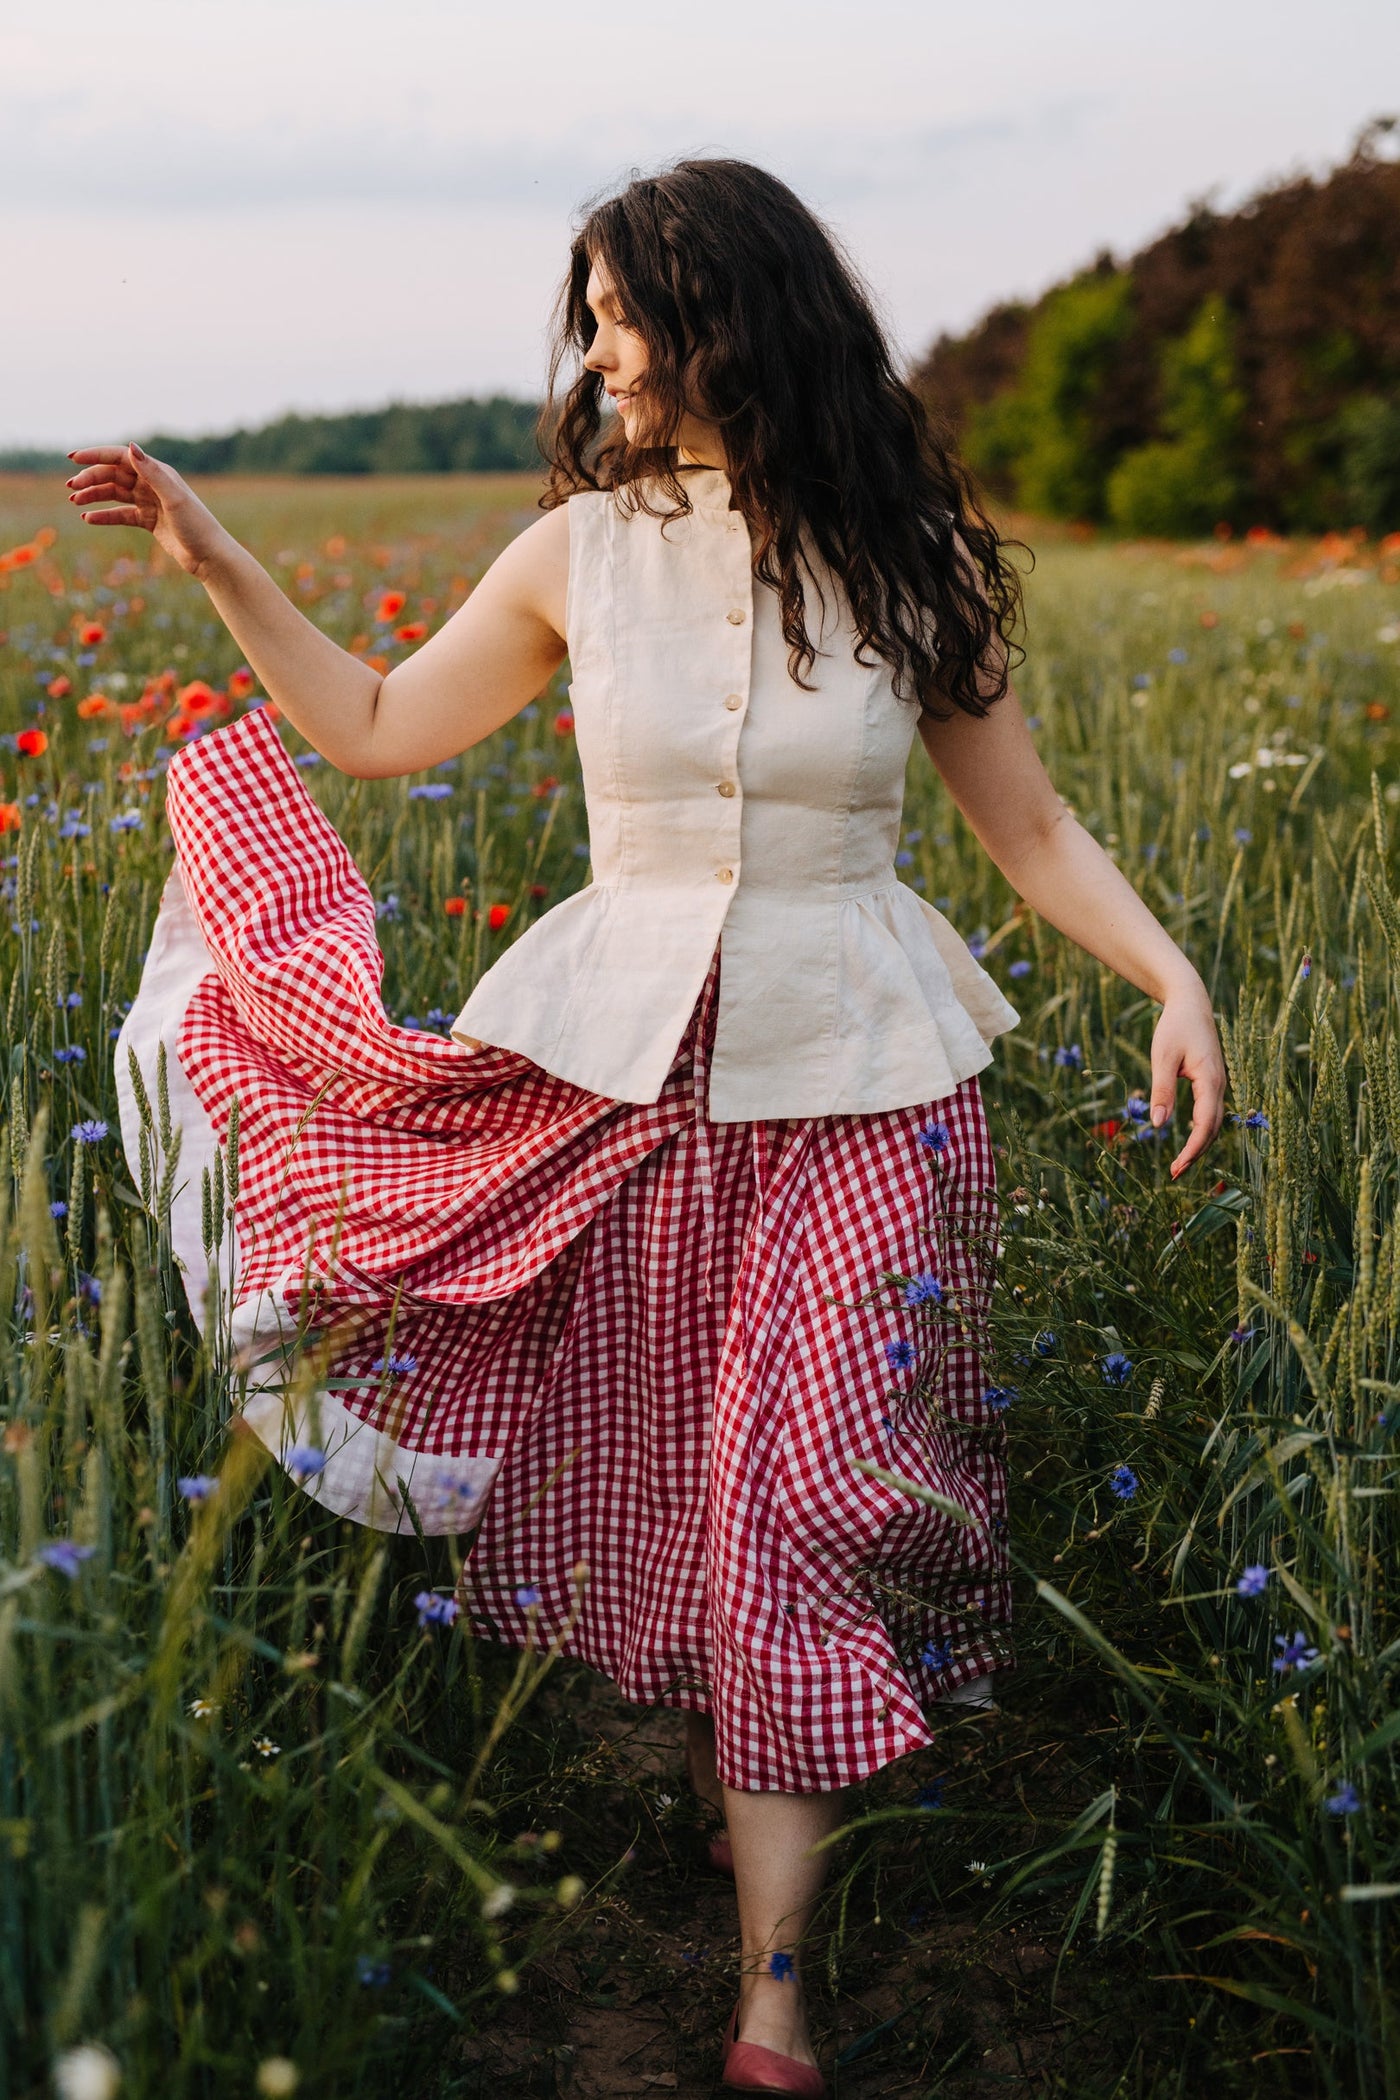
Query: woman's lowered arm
917,660,1226,1178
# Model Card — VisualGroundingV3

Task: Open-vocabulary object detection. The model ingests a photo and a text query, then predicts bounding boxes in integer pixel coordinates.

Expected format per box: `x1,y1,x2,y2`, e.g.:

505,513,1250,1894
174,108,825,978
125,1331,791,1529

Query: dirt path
455,1674,1091,2097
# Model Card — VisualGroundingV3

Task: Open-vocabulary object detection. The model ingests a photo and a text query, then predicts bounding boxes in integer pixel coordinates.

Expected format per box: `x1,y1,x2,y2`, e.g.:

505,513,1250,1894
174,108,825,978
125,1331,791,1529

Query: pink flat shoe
706,1829,735,1876
683,1736,735,1878
722,2006,829,2097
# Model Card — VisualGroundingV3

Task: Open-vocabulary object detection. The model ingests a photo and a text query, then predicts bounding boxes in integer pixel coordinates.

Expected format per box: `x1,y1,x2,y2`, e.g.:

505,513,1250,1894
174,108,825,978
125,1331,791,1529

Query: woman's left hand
1149,975,1227,1179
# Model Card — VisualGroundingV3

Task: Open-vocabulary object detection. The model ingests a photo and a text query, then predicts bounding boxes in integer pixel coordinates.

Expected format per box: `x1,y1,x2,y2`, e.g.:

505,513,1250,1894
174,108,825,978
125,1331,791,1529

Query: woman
72,159,1225,2097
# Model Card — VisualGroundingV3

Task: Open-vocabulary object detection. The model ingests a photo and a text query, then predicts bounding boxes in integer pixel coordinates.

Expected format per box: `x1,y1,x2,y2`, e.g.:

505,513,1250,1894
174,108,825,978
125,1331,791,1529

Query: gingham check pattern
161,709,1012,1791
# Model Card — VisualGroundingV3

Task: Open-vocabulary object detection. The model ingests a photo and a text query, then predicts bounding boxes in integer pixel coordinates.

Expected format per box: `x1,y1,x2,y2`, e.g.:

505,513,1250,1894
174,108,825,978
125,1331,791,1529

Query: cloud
5,91,1104,217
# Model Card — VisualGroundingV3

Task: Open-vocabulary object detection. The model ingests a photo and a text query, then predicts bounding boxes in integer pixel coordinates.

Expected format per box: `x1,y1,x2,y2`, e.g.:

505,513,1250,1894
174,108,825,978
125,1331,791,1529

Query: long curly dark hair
538,157,1026,720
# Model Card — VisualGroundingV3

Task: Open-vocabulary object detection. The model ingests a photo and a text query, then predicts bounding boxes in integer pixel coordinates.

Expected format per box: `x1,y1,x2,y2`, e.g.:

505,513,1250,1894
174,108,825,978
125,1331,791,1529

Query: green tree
1106,298,1246,537
1335,392,1400,533
965,270,1133,521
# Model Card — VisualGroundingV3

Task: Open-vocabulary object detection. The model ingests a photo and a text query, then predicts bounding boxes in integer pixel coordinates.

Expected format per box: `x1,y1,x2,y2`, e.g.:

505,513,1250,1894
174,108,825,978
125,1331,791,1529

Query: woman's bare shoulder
484,501,572,646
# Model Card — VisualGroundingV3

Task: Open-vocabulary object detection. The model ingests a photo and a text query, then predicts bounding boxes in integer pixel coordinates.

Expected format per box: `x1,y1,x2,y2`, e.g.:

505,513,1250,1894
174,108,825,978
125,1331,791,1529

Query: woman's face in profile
582,258,652,441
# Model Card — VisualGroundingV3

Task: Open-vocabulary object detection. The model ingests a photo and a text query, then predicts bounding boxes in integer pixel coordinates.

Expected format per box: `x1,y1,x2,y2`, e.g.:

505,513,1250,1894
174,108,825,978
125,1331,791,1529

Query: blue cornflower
1244,1110,1269,1130
1054,1043,1083,1069
59,816,91,840
293,752,322,768
370,1352,418,1376
71,1119,108,1143
285,1445,327,1483
1108,1465,1138,1500
879,1415,895,1435
983,1385,1017,1413
63,992,82,1009
1008,958,1032,978
1167,647,1188,665
920,1640,953,1672
425,1007,452,1026
401,1016,420,1030
903,1272,943,1308
1325,1782,1360,1817
914,1781,945,1810
53,1045,86,1064
77,1272,102,1305
375,894,402,922
414,1590,460,1629
916,1121,950,1154
49,1200,68,1218
408,783,453,799
357,1956,392,1986
884,1339,917,1370
1271,1631,1320,1674
1123,1094,1152,1123
514,1584,543,1609
769,1951,796,1982
108,810,142,831
1229,1325,1259,1347
1025,714,1043,730
35,1540,96,1579
177,1475,219,1503
1235,1564,1270,1597
1132,673,1151,689
894,848,914,868
1033,1330,1057,1357
1233,828,1252,845
967,933,988,960
1101,1352,1133,1387
1300,956,1312,980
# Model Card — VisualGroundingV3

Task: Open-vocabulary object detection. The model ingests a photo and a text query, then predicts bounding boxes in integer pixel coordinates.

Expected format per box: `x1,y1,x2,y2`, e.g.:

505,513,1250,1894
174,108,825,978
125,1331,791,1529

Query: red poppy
0,542,38,574
325,535,347,558
77,694,112,719
0,803,21,832
1090,1120,1121,1141
78,621,106,646
530,774,560,798
165,713,197,740
376,591,407,622
16,728,48,757
176,680,222,718
443,897,467,917
394,622,427,643
46,675,72,699
553,709,574,736
1365,702,1389,722
529,883,548,899
228,667,256,698
1198,610,1218,628
487,903,511,931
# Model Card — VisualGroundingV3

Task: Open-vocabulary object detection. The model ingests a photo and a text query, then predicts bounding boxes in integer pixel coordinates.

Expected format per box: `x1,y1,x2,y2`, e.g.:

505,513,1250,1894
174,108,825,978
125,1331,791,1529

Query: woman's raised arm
64,441,570,778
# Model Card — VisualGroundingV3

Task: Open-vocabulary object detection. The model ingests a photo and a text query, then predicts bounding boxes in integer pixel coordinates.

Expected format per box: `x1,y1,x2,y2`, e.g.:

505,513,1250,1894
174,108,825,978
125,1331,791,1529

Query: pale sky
5,0,1397,448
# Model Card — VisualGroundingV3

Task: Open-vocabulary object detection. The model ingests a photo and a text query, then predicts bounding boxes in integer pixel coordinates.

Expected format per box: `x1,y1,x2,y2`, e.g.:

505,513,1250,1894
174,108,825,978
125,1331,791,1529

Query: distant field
2,472,1398,2097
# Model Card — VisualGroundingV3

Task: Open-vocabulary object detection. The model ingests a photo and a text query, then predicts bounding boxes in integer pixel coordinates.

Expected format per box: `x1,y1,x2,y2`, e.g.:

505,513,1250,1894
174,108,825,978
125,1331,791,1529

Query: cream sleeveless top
449,465,1018,1121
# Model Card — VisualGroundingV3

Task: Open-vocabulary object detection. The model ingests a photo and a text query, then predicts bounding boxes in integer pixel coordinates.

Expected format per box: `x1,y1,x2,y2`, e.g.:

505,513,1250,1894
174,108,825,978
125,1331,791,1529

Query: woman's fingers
78,507,145,528
1168,1061,1226,1179
66,446,136,465
68,480,126,504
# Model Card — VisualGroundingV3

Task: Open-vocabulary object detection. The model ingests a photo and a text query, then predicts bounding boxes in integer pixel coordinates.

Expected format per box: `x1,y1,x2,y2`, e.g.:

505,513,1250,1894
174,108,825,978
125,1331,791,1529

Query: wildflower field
2,471,1399,2099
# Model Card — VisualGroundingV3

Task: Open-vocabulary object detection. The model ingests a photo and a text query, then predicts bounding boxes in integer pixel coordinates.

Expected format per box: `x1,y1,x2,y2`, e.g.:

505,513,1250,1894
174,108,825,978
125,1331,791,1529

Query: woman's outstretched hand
1149,975,1227,1180
64,442,230,580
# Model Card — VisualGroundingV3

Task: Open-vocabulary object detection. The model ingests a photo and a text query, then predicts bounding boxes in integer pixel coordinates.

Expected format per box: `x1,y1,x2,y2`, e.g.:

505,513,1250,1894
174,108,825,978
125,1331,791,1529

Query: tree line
0,397,541,477
912,118,1400,536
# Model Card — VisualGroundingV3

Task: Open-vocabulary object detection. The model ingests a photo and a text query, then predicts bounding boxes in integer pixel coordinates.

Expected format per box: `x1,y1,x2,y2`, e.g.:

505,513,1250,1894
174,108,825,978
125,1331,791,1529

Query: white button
724,693,743,710
726,608,746,625
716,866,734,883
717,781,736,798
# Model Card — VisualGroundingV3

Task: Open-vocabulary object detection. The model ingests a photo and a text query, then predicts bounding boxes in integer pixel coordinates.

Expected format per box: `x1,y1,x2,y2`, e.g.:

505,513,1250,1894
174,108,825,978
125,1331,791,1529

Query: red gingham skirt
118,709,1013,1791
